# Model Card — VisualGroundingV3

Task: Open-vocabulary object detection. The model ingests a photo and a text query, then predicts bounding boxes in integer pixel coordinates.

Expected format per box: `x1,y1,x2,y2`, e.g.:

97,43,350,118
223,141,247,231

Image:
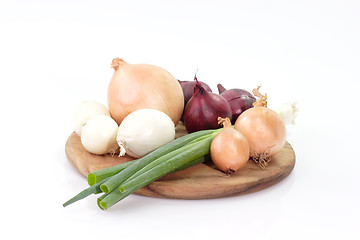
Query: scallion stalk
63,178,108,207
99,129,216,193
98,133,218,209
64,128,221,210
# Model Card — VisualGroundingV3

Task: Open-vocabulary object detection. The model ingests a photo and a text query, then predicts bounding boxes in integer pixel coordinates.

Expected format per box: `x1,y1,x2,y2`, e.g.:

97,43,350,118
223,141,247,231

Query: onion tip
217,117,232,128
194,69,200,84
111,58,126,70
217,84,227,94
252,85,268,107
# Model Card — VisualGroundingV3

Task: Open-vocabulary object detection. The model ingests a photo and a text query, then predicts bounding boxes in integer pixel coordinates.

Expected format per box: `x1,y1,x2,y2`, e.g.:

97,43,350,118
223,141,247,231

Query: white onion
73,101,110,136
81,115,119,155
117,109,175,158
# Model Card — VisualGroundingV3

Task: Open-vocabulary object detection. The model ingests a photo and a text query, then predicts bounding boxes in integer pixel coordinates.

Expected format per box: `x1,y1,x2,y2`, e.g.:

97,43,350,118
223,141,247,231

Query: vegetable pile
64,58,296,210
64,128,221,209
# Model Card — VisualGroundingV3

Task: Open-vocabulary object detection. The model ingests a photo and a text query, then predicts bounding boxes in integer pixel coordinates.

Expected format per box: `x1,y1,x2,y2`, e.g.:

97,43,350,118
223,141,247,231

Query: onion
117,109,175,158
108,58,184,125
217,84,256,124
81,115,119,155
210,118,249,174
179,78,212,108
73,101,110,136
178,77,212,121
177,79,188,88
183,77,232,133
234,86,286,168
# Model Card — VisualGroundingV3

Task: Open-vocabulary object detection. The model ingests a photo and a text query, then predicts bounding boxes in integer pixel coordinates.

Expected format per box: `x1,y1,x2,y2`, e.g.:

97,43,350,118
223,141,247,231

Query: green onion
64,128,221,210
99,129,216,193
121,135,216,192
87,160,134,186
99,133,217,210
98,156,207,210
63,178,108,207
97,193,108,210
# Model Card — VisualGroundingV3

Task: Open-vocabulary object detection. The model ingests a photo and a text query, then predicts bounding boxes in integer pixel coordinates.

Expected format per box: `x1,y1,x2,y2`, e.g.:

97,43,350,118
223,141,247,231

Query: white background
1,0,359,239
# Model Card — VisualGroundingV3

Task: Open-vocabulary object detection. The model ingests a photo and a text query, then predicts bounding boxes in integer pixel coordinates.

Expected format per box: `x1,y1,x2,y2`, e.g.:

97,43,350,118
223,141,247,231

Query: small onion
234,86,286,168
210,118,249,174
117,109,175,158
73,101,110,136
81,115,119,155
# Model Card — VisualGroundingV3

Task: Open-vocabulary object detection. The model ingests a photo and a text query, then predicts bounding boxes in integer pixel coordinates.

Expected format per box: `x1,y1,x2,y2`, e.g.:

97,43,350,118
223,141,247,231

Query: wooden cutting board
65,123,296,199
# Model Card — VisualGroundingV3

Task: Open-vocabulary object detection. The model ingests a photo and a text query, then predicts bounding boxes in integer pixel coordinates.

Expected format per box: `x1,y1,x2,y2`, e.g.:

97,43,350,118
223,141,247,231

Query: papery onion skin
211,118,249,174
108,58,184,125
234,106,286,161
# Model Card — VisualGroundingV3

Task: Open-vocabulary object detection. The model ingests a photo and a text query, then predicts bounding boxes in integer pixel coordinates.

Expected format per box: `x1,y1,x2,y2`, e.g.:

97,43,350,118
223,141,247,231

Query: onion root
251,150,271,169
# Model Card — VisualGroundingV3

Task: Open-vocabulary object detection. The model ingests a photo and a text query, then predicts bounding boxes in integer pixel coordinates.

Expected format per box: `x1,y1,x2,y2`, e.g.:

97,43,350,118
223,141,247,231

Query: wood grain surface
65,123,296,199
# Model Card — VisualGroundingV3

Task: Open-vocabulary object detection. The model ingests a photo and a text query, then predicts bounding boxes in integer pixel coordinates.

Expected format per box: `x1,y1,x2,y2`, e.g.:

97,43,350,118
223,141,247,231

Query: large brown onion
107,58,184,125
234,87,286,168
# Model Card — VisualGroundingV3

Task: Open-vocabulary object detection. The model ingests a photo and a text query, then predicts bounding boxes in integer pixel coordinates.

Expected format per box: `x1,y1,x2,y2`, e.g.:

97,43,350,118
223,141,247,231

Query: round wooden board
65,124,296,199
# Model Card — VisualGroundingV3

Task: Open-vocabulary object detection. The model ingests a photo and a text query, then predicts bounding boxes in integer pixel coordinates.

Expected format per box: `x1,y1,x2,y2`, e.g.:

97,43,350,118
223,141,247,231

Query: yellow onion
210,118,249,174
234,86,286,168
107,58,184,125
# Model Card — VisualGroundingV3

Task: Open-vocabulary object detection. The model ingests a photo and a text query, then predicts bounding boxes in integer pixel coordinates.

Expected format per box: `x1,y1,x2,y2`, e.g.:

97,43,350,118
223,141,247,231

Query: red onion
184,79,232,133
217,83,256,124
177,79,188,88
178,78,212,121
179,79,212,106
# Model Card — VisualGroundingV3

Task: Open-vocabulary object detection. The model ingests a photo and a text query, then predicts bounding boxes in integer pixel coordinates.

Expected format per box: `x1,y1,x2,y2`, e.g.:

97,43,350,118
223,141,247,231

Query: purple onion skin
177,80,188,88
217,84,256,124
178,79,212,121
184,84,232,133
182,80,212,105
